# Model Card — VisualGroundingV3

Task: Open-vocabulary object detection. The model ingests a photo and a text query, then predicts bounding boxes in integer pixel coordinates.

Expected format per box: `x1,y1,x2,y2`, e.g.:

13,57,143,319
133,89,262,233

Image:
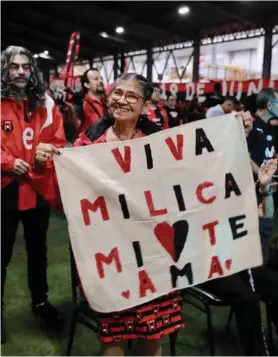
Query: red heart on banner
225,259,232,270
154,221,188,262
121,290,130,299
154,222,175,261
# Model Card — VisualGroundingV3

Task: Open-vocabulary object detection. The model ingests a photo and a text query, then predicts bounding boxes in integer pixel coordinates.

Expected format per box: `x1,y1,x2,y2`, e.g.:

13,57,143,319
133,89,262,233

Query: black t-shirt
247,115,276,168
165,107,181,128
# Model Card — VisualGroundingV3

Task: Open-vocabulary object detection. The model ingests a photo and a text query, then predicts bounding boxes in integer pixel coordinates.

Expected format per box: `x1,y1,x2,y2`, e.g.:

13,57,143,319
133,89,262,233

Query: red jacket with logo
78,95,105,134
1,95,66,211
147,105,169,130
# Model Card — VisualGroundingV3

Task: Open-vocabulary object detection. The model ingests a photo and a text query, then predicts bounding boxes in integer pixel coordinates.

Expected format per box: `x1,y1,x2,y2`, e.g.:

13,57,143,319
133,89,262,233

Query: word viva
110,128,214,173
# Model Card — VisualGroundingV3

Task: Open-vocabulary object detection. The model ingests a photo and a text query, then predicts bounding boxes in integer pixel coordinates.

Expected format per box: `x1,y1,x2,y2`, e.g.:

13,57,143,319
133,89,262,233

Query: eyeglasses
111,89,143,104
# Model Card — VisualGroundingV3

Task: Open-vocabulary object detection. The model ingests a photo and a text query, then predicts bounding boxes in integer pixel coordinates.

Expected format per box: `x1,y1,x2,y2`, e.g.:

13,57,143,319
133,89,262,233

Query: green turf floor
1,213,277,356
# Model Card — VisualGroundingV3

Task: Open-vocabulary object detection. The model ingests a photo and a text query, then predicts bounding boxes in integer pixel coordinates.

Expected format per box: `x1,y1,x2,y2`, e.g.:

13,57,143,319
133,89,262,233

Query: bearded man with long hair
1,46,66,343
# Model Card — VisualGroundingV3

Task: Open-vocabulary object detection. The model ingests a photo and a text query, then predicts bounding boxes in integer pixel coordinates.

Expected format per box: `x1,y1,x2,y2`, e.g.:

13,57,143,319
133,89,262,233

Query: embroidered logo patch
2,120,13,132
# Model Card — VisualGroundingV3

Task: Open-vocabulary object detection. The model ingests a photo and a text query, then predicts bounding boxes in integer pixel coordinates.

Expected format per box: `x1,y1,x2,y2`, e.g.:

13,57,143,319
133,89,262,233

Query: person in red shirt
1,46,66,343
77,68,107,133
146,84,169,129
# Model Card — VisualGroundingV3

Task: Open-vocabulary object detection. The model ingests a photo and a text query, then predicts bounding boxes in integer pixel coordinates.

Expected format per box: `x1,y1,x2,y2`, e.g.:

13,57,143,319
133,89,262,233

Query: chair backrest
269,243,278,271
69,244,88,301
69,244,79,303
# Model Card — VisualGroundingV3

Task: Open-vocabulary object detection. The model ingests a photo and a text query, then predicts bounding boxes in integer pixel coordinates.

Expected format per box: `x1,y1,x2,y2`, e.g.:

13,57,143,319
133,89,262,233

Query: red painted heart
121,290,130,299
154,220,189,262
225,259,232,270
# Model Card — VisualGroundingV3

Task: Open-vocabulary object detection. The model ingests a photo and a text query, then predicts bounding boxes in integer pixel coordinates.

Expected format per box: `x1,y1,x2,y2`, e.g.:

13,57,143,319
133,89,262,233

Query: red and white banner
54,115,262,312
50,77,277,101
160,79,278,101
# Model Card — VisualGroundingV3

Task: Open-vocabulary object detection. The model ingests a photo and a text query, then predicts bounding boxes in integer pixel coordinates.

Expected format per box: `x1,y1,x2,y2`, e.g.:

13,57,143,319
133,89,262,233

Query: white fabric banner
54,114,262,313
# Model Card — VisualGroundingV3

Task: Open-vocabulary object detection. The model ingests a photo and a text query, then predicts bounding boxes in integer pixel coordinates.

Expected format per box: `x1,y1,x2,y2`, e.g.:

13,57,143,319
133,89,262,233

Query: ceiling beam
8,4,145,53
3,21,88,53
2,34,66,62
200,2,265,27
3,2,189,55
22,1,175,49
2,21,110,59
7,5,105,46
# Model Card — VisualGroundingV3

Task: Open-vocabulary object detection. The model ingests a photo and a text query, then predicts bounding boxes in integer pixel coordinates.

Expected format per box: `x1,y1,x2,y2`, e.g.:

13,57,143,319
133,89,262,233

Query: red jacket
1,95,66,211
78,95,105,134
147,105,169,129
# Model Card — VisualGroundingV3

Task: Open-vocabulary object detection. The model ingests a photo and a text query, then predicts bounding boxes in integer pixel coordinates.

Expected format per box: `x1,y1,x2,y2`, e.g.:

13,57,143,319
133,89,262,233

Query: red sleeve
28,104,66,209
73,132,92,147
1,150,15,172
46,105,67,149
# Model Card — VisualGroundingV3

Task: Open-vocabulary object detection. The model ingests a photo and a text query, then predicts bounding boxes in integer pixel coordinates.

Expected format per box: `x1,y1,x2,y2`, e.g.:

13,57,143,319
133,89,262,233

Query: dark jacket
77,115,162,145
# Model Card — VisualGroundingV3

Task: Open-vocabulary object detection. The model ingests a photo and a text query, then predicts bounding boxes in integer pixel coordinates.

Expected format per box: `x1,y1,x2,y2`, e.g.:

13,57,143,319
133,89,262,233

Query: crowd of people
1,45,278,356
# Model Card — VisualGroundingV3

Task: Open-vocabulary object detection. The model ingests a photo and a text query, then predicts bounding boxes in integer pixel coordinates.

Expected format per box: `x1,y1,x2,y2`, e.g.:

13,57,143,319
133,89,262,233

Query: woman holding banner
72,73,184,356
34,73,184,355
36,73,272,356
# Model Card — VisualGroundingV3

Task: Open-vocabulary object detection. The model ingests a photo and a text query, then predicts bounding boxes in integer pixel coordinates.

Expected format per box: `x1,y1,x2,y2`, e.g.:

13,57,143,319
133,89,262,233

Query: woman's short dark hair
113,73,153,101
1,45,45,110
256,88,276,110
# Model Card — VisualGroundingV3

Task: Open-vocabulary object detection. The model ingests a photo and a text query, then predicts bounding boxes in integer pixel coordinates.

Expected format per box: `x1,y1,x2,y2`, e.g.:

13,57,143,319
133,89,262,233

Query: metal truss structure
86,26,278,84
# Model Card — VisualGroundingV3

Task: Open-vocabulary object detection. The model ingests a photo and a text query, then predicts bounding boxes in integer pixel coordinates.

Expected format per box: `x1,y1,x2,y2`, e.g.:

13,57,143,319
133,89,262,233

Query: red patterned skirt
97,292,185,343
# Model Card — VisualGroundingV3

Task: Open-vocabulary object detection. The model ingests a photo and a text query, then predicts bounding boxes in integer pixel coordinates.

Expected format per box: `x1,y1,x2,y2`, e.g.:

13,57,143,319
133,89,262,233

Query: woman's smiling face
108,79,150,122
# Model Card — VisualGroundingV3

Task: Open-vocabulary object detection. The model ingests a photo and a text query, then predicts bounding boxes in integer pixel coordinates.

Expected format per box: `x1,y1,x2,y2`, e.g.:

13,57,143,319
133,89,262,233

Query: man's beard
96,85,105,94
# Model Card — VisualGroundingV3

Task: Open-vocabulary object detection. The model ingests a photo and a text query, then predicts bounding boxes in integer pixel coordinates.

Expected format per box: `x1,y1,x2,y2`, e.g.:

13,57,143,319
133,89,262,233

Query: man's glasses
111,89,143,104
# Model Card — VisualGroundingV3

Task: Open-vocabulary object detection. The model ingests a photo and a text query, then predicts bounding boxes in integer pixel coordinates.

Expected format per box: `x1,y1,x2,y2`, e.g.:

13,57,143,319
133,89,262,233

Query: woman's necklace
112,127,138,141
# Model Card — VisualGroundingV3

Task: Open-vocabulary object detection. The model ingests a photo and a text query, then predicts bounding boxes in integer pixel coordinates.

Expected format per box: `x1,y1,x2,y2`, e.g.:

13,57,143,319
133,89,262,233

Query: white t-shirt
206,104,224,118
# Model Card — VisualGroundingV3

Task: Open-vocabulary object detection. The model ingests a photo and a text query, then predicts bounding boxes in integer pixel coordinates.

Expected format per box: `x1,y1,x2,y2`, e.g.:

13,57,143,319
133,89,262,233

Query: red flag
63,32,80,98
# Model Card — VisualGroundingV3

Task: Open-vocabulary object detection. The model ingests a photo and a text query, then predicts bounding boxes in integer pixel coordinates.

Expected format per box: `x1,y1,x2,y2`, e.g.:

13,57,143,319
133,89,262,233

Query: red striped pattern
97,292,185,343
64,32,80,91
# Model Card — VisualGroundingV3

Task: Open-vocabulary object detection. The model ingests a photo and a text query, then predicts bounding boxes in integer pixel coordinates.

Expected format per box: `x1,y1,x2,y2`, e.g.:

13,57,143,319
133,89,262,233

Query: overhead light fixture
178,5,190,15
34,54,39,58
100,31,108,38
115,26,125,34
43,50,49,55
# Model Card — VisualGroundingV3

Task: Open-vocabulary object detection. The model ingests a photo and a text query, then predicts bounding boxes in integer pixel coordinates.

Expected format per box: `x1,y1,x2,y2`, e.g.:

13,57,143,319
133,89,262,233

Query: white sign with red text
54,114,262,313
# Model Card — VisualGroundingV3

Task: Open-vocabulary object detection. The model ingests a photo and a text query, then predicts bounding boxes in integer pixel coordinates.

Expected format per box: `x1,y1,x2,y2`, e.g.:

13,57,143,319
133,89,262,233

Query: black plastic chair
66,247,98,356
226,300,275,355
266,301,275,355
181,286,275,356
169,330,179,356
181,286,232,356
